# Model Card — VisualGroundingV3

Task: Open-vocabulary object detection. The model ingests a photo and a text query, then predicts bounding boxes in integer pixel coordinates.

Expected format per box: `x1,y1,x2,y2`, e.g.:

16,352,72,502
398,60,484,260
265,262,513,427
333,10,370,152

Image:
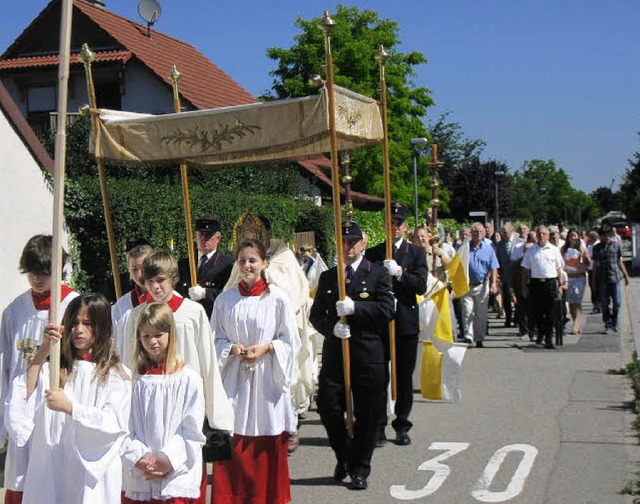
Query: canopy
91,86,383,166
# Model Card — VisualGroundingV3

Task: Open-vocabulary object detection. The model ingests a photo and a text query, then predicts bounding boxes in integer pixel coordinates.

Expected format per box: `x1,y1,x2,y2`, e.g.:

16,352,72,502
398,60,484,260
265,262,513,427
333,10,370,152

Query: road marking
390,442,470,500
471,444,538,502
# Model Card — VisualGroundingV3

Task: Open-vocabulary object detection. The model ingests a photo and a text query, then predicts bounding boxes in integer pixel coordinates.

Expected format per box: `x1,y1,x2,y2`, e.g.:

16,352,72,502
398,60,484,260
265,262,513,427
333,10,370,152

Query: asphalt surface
2,280,640,503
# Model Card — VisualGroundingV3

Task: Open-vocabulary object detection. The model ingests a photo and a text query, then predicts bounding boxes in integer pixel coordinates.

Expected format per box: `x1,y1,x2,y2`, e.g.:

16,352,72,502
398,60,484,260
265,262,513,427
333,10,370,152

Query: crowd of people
0,208,631,503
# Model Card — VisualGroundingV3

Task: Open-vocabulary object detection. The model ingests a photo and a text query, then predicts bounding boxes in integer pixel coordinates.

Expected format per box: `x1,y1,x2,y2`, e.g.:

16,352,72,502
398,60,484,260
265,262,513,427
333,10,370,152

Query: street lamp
410,137,429,227
494,170,505,230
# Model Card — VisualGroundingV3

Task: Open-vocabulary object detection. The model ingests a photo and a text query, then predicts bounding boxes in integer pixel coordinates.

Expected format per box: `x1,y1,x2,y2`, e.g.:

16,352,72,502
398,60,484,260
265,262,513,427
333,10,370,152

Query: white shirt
212,284,300,437
522,242,564,279
7,361,131,504
122,366,206,500
124,294,234,432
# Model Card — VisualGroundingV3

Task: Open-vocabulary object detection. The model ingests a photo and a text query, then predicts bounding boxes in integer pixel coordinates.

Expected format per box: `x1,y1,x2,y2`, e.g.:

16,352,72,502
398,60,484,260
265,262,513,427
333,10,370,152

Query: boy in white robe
0,234,78,502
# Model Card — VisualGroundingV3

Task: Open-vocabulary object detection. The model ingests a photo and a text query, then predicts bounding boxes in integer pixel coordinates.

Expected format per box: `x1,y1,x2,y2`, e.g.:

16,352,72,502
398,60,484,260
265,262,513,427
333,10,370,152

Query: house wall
122,61,175,114
0,109,68,313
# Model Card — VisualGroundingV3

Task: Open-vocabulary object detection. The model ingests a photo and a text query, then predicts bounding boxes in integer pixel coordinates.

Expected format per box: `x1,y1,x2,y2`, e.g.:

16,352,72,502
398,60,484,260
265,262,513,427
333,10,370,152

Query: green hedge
65,176,336,297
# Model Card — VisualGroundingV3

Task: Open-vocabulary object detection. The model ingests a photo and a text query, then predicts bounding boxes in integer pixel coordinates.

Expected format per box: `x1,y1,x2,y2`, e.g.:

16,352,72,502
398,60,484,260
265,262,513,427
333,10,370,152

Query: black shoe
375,430,387,448
475,341,484,348
395,431,411,446
545,342,555,349
349,475,368,490
333,461,348,482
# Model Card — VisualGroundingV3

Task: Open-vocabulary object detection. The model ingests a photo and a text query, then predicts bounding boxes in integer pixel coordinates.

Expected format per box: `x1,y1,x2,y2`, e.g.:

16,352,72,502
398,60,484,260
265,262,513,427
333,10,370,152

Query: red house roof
0,81,54,173
1,0,257,110
0,50,131,70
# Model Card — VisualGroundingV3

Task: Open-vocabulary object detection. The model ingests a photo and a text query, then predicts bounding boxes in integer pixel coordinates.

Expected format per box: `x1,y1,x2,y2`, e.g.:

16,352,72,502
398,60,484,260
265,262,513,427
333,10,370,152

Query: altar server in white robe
7,294,131,504
122,302,206,503
111,240,154,359
123,251,233,434
212,239,300,504
0,234,78,503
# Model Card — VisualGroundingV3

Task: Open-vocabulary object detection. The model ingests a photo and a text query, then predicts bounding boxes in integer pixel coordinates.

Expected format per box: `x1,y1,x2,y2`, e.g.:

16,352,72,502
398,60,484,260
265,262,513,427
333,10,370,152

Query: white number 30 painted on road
390,442,538,502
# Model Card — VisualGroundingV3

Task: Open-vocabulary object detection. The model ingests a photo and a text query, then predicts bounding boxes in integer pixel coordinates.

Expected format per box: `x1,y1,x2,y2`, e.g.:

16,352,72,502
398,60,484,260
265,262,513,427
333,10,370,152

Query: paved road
290,280,640,503
2,281,639,503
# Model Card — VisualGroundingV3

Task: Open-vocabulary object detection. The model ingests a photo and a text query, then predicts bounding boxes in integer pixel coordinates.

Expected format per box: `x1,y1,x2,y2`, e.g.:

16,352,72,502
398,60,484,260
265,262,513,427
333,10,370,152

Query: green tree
619,132,640,221
264,5,434,209
511,159,595,226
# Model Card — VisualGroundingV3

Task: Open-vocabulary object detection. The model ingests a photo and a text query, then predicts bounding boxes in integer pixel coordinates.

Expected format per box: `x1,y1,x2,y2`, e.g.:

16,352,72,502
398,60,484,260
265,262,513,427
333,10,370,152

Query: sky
2,0,639,194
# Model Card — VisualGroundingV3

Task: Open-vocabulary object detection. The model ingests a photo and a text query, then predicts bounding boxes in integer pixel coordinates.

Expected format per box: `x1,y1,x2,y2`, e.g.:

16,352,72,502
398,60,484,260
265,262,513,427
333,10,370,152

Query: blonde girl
122,303,206,504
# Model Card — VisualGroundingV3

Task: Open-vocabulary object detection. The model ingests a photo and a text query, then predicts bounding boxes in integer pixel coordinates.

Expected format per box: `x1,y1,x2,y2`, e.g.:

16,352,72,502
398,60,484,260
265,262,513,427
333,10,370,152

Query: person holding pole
365,202,428,447
7,294,131,503
0,235,78,504
178,218,234,319
310,221,395,491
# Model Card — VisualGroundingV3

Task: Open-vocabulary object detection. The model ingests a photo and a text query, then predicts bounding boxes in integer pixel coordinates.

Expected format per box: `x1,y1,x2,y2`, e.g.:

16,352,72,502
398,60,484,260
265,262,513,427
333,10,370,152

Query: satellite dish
138,0,162,26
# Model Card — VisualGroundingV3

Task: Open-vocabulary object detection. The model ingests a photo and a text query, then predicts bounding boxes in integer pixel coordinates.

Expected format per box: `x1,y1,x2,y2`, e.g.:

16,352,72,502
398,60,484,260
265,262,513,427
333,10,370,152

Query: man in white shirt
521,226,564,349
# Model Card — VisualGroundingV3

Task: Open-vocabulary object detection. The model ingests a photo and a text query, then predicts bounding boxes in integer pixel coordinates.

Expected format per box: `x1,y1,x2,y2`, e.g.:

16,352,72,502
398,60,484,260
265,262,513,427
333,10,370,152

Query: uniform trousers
317,360,385,479
529,278,558,344
385,333,419,433
461,280,490,342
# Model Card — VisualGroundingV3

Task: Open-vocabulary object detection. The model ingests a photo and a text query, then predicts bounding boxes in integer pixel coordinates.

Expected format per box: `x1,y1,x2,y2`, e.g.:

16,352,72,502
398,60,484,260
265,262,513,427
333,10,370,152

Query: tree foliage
619,132,640,222
264,5,434,209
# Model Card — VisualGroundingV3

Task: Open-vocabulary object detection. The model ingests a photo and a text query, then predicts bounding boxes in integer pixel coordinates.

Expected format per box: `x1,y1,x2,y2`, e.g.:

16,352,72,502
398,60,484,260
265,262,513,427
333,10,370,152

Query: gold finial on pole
169,65,198,288
80,42,122,300
376,43,398,402
319,11,354,437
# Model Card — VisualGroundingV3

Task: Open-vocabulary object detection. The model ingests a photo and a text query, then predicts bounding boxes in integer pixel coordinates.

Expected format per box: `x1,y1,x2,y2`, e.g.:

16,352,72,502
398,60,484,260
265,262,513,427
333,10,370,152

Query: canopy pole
79,44,122,300
427,145,444,272
319,11,354,438
169,65,197,287
49,0,74,389
375,45,398,401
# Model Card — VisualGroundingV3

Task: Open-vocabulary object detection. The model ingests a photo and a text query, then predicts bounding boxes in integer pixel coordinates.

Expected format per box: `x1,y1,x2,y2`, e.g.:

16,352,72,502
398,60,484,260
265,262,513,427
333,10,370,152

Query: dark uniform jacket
365,239,428,337
177,252,234,317
310,258,396,365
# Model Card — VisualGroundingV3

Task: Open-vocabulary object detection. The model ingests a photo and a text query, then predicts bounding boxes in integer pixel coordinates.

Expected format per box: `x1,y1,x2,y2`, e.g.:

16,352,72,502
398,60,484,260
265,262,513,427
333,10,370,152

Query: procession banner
91,86,383,166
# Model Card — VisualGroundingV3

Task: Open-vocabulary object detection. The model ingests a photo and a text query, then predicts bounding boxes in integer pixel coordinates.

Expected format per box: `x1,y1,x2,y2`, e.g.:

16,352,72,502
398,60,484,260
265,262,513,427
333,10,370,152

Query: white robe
212,284,300,436
111,289,136,361
224,240,315,414
122,365,206,500
7,361,131,504
0,288,78,490
124,293,234,432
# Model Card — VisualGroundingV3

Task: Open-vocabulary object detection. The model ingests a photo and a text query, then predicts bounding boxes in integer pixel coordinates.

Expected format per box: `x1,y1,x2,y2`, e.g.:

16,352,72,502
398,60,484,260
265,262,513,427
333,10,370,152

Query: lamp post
410,137,428,227
494,170,505,230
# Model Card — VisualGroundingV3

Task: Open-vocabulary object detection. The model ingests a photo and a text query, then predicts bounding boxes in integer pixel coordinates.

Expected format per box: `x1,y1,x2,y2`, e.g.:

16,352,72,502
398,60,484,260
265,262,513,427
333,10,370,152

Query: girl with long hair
7,294,131,503
211,239,300,504
122,302,206,503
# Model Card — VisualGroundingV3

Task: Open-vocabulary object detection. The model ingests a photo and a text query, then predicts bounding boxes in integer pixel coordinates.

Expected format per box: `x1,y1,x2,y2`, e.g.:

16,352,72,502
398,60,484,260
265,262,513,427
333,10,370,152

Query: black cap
124,237,150,253
391,202,408,222
341,221,363,240
195,217,221,233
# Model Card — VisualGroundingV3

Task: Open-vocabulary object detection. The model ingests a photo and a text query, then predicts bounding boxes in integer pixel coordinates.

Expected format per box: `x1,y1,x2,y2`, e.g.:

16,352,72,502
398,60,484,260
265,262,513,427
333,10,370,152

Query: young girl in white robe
6,294,131,504
0,235,78,504
212,239,300,504
122,302,206,503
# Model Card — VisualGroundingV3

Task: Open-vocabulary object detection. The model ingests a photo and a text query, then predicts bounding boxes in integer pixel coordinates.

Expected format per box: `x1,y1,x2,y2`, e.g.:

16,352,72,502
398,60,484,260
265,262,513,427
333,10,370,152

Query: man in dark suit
177,217,234,318
495,221,521,328
365,202,428,446
310,221,395,491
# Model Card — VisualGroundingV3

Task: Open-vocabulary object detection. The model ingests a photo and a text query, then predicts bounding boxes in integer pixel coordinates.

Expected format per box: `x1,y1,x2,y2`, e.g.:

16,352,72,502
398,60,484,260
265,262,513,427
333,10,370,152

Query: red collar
32,285,74,311
166,293,185,313
145,359,166,375
238,278,268,297
131,285,151,307
77,352,93,362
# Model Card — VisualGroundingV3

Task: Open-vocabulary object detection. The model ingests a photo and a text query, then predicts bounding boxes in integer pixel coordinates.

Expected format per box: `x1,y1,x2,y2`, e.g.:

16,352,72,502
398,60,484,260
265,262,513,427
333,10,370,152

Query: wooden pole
49,0,74,389
169,65,197,287
319,11,354,437
79,43,122,300
375,45,398,401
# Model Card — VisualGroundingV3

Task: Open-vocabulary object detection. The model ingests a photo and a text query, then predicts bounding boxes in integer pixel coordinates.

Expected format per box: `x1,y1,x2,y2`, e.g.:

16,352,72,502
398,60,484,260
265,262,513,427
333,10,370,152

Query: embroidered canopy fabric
91,86,383,166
